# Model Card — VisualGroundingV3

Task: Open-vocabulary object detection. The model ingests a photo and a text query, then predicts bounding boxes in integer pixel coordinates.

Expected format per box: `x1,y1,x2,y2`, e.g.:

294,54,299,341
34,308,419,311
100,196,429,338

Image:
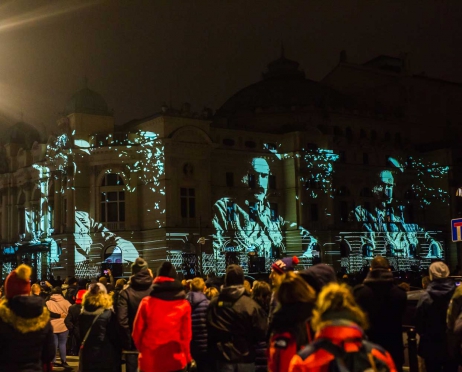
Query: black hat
131,257,148,275
299,264,337,294
157,261,177,279
225,264,244,286
51,286,63,295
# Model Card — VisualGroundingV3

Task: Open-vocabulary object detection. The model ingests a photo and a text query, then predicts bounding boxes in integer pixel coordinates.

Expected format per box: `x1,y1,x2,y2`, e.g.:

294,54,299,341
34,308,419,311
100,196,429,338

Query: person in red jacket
289,283,397,372
132,261,192,372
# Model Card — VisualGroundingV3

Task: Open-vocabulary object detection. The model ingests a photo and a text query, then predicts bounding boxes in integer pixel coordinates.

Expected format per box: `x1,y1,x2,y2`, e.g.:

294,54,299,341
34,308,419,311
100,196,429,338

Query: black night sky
0,0,461,133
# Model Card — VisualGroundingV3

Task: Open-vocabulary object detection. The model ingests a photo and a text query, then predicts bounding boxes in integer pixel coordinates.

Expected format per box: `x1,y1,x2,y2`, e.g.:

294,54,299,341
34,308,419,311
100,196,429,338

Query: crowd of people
0,255,461,371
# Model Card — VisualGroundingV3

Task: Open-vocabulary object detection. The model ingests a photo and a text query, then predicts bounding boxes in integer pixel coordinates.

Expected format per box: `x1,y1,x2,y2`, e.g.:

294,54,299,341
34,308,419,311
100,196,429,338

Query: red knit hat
5,264,32,300
271,256,299,274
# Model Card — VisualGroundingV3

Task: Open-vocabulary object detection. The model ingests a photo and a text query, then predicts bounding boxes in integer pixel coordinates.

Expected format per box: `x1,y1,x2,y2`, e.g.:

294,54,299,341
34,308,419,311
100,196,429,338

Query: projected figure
74,211,139,264
213,157,285,258
350,159,441,259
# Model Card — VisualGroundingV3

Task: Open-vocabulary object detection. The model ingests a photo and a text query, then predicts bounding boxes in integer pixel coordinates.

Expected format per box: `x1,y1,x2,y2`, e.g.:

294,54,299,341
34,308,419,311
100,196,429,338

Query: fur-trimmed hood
82,291,113,314
0,296,50,333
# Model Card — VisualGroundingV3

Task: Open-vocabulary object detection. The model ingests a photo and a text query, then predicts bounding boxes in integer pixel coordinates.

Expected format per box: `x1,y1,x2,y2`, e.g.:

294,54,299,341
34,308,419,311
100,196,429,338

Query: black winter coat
187,290,210,358
79,297,121,372
65,284,79,305
0,296,55,372
65,303,82,341
207,285,267,364
353,269,407,367
116,269,152,350
416,277,455,361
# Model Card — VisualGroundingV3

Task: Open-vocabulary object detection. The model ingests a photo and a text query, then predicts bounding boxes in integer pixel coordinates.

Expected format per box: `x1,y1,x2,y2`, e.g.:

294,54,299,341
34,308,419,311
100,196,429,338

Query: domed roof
216,53,353,117
65,86,110,116
4,122,41,147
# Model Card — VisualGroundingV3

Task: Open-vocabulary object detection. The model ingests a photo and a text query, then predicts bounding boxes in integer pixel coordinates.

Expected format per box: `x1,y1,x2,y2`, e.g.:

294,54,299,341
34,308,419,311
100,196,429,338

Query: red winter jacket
132,276,192,372
289,321,397,372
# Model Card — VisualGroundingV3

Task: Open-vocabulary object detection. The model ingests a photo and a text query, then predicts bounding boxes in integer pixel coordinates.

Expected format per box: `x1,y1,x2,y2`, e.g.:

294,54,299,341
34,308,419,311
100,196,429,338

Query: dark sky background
0,0,461,134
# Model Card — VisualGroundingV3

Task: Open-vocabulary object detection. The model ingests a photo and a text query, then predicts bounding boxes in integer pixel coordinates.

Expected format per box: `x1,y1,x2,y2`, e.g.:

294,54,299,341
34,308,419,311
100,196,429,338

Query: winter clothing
353,268,407,370
225,264,244,286
64,283,79,305
131,257,148,274
429,261,450,280
78,288,121,372
46,294,71,333
0,294,55,371
5,264,32,299
207,284,267,367
157,261,177,279
416,277,456,367
64,302,83,355
117,269,153,350
187,290,210,369
299,264,337,294
132,276,192,372
272,256,299,274
447,286,462,365
289,320,397,372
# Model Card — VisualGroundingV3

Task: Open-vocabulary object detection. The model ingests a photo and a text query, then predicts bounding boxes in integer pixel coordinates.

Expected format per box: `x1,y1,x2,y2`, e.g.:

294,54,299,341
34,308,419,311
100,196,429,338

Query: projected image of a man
213,156,284,258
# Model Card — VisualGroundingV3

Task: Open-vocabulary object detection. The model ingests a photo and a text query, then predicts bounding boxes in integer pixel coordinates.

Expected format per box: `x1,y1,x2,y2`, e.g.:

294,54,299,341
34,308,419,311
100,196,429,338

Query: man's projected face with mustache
250,158,270,202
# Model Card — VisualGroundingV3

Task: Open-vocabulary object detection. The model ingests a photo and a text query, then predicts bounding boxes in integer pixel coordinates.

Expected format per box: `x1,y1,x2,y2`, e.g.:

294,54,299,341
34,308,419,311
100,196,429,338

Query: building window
226,201,235,222
62,199,67,226
311,203,319,222
180,188,195,218
363,153,369,165
339,151,346,163
270,203,278,222
340,201,348,222
248,174,256,188
269,175,276,190
226,172,234,187
249,203,257,222
100,173,125,225
360,187,373,197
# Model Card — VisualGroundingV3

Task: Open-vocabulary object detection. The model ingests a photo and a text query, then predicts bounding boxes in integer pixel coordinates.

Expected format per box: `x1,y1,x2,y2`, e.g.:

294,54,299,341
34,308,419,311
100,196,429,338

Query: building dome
65,87,110,116
216,53,353,117
4,122,41,147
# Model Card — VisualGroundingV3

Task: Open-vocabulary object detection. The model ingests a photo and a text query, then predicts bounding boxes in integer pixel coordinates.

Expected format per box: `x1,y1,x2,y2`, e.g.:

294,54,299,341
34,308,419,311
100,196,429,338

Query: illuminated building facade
0,52,461,279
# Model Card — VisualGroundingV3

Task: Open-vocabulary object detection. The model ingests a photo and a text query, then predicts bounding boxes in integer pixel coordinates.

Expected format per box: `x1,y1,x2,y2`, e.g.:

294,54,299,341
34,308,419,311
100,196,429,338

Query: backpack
300,337,391,372
268,323,311,372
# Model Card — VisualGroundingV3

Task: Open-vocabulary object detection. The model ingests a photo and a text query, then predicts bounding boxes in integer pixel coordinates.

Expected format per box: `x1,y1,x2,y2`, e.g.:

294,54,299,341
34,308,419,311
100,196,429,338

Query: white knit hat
429,261,449,281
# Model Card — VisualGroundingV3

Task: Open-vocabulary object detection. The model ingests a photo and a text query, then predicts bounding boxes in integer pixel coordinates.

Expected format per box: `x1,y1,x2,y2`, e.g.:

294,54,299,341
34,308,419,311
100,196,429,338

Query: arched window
100,173,125,230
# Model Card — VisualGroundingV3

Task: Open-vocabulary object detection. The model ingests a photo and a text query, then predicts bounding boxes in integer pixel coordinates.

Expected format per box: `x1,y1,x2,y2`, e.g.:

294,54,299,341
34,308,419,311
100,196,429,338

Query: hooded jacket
207,285,267,364
289,320,396,372
46,294,71,333
78,291,120,372
132,276,192,372
116,269,153,350
353,268,407,367
447,286,462,363
416,277,455,360
0,296,55,372
187,290,210,358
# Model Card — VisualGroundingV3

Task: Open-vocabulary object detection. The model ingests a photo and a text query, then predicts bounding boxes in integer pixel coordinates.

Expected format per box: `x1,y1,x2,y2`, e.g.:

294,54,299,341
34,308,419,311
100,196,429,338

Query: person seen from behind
64,289,87,356
205,287,219,300
78,283,120,372
117,257,153,372
289,283,396,372
251,280,272,372
0,264,55,372
187,277,211,372
268,272,316,372
353,256,407,372
46,287,71,368
416,261,457,372
132,261,192,372
207,264,267,372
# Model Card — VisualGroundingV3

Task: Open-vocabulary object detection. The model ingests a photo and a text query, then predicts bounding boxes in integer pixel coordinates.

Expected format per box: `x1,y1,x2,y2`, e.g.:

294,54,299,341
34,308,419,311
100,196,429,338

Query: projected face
249,158,270,202
373,170,394,203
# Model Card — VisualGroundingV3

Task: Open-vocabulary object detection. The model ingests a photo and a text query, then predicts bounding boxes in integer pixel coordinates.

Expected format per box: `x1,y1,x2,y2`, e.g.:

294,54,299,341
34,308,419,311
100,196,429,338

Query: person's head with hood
370,256,391,272
311,283,368,332
82,282,112,312
270,256,299,288
2,264,50,332
428,261,450,281
224,264,244,287
299,264,337,295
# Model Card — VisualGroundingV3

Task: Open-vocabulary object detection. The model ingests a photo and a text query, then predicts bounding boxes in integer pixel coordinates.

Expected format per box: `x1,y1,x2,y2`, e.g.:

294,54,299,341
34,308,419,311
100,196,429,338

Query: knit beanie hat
75,289,87,305
271,256,299,274
5,264,32,300
225,264,244,286
131,257,148,275
157,261,177,279
299,264,337,294
429,261,449,281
